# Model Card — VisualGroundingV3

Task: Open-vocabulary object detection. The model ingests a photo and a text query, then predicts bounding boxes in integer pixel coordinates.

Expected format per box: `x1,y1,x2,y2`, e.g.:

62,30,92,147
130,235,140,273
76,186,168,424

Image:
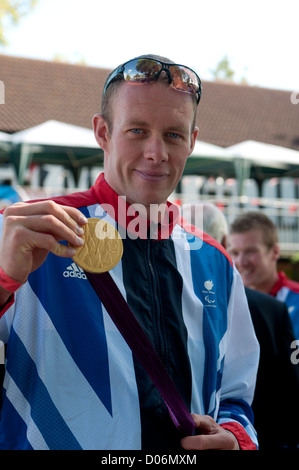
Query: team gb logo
204,280,214,291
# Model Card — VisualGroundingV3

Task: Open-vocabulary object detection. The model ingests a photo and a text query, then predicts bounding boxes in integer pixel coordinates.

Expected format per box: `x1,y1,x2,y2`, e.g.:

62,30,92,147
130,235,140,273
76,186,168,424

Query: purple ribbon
85,270,196,437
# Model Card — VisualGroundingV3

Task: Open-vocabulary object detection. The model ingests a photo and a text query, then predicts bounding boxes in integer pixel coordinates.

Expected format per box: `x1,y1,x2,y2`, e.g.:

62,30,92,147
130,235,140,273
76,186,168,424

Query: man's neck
93,174,180,240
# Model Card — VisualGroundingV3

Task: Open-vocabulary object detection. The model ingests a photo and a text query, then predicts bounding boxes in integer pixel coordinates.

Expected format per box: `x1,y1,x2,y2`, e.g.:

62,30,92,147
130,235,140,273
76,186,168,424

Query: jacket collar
91,173,180,240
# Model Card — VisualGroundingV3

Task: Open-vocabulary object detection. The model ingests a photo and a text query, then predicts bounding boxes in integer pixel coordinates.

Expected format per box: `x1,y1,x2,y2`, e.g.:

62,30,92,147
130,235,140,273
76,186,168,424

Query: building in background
1,54,299,261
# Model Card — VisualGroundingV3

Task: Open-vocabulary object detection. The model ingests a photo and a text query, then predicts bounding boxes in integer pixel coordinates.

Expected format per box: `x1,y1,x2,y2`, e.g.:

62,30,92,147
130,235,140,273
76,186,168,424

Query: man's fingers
4,201,87,229
0,201,88,282
191,413,217,432
181,431,235,451
3,201,87,247
26,230,79,258
180,414,239,450
7,214,85,247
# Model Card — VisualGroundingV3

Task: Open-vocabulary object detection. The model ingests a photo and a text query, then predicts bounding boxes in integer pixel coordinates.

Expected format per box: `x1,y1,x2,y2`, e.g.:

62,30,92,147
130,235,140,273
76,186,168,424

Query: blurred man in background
228,211,299,339
183,202,299,449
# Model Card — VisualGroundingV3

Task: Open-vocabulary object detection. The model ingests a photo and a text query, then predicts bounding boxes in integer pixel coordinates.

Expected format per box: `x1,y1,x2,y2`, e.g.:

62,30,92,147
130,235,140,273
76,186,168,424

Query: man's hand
0,201,87,285
181,414,239,450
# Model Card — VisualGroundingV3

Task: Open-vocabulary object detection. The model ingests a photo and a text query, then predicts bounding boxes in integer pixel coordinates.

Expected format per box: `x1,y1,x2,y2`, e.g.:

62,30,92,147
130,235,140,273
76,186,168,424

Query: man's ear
221,234,228,250
92,114,110,152
189,126,199,156
273,242,281,261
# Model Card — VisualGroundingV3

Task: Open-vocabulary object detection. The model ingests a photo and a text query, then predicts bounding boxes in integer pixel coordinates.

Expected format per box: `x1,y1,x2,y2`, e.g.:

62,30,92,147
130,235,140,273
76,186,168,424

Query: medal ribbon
85,270,196,437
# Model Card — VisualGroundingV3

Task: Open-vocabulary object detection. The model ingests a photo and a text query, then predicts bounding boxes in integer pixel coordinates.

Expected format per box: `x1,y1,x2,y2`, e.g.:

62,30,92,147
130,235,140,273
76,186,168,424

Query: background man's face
229,229,278,289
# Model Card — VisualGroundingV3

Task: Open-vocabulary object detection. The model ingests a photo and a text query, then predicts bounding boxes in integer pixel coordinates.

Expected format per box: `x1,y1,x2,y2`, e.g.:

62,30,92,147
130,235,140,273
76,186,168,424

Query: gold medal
71,218,123,273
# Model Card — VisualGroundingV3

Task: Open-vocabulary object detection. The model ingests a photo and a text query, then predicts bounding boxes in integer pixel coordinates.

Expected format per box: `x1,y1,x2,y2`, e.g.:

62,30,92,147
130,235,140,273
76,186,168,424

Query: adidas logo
63,262,87,280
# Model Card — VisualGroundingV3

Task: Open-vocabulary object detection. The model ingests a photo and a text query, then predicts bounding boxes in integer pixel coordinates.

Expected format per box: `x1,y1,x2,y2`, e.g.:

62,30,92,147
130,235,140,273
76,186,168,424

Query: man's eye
168,132,181,139
130,128,143,134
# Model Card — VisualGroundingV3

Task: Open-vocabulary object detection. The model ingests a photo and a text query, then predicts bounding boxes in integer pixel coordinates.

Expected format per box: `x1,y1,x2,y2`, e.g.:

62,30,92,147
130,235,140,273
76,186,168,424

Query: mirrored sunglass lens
170,66,199,93
123,59,161,82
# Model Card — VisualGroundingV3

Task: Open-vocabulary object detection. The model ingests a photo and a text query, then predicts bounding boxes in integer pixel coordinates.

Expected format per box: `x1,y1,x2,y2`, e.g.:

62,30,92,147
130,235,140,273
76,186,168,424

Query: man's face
228,229,279,290
94,79,198,209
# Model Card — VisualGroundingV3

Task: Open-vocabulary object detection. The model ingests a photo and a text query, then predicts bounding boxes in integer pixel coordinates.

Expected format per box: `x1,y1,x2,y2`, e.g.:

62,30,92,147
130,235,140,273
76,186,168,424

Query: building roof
0,54,298,151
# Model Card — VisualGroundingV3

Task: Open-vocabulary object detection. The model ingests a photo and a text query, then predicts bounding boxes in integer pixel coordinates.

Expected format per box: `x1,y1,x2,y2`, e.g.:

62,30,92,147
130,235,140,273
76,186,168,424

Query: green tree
0,0,37,45
210,55,235,81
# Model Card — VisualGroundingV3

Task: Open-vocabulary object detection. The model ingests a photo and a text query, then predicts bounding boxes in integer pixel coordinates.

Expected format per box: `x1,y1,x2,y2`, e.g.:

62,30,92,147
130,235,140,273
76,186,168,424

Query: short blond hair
229,211,278,248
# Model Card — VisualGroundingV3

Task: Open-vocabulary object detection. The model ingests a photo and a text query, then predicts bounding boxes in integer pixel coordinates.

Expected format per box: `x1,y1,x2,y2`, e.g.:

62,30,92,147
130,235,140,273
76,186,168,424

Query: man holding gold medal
0,55,259,450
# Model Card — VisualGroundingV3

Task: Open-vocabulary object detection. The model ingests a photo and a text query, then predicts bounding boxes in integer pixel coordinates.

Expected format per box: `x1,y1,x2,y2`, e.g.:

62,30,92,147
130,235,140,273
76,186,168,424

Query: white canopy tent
0,131,14,186
226,140,299,196
10,120,103,185
11,120,98,148
0,130,12,154
184,140,234,176
192,140,233,158
4,121,299,195
0,131,11,142
227,140,299,168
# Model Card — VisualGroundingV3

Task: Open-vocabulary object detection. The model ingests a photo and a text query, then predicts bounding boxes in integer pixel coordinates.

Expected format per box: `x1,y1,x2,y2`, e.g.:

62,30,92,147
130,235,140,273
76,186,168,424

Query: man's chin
130,191,168,208
241,274,255,287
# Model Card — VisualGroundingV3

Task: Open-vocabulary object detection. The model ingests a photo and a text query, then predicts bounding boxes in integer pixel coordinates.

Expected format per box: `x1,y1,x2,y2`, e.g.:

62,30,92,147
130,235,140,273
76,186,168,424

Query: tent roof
11,120,98,148
0,131,11,142
184,139,299,192
184,140,234,176
0,130,12,161
227,140,299,167
192,140,232,158
10,120,103,184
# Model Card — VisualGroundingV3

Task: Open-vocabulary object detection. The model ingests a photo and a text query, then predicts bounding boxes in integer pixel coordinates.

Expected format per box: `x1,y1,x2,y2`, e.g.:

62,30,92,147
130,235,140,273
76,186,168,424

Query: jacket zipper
145,238,166,363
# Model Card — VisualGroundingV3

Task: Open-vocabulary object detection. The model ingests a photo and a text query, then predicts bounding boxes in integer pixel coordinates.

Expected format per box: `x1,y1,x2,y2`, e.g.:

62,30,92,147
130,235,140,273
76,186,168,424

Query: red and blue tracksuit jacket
0,174,259,450
271,271,299,339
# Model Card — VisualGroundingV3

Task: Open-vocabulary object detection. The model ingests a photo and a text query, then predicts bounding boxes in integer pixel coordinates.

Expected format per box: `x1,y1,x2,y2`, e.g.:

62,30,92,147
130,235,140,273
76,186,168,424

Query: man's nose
143,136,168,163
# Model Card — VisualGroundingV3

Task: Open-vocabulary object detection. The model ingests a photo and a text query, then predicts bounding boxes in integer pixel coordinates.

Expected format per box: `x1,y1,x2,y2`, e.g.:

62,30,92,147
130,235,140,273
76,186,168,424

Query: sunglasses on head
103,57,202,103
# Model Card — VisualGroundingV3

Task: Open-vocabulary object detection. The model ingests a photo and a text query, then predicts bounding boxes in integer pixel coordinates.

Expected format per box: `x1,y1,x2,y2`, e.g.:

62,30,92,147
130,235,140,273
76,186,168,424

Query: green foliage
291,252,299,264
0,0,37,45
210,55,235,81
